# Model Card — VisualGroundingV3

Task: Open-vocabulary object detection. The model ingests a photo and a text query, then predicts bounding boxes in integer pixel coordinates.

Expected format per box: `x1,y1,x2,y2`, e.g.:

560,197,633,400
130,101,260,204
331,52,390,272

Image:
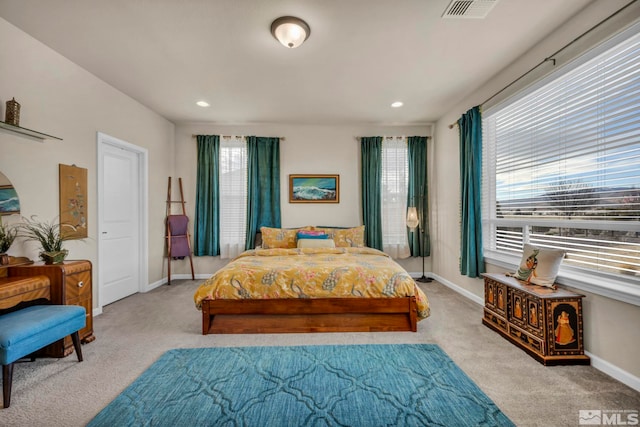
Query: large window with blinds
482,26,640,294
219,136,247,259
381,137,410,259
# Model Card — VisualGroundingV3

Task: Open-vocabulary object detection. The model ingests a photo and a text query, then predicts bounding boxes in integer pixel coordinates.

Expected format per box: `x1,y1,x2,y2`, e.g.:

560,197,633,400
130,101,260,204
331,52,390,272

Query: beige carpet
2,279,639,426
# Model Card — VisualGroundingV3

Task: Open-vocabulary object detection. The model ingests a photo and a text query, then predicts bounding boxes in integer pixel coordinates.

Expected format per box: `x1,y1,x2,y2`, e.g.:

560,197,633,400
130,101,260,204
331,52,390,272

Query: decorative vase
40,249,68,265
5,98,20,126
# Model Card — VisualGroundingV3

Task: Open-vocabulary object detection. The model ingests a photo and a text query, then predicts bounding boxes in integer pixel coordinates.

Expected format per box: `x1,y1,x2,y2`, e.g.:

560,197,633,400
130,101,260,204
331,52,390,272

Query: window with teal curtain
361,137,383,250
459,106,484,277
194,135,220,256
245,136,281,249
407,136,430,257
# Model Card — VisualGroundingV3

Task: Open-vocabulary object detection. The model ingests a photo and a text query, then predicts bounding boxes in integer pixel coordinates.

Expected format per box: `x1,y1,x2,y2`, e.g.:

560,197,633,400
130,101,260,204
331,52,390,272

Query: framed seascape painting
0,185,20,215
289,174,340,203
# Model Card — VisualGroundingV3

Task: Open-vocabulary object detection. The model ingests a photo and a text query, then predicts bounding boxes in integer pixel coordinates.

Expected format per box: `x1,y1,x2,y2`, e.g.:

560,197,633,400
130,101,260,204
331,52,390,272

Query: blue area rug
88,344,514,426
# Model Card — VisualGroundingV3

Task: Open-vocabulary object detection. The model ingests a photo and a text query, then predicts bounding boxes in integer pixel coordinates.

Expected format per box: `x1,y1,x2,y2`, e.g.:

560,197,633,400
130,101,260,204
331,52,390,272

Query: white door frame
97,132,149,311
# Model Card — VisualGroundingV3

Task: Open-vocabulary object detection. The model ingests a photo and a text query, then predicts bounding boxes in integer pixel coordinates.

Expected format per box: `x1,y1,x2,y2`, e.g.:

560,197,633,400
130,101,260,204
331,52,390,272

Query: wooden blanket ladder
165,177,195,284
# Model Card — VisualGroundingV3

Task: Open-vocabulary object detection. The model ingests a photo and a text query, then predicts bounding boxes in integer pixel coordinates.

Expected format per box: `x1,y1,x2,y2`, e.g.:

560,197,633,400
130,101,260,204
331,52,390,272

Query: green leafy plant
18,215,76,254
0,220,17,253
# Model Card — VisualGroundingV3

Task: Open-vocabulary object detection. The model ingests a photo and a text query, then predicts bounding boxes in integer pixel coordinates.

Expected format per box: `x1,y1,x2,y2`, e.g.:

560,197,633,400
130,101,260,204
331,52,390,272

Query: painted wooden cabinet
482,273,589,366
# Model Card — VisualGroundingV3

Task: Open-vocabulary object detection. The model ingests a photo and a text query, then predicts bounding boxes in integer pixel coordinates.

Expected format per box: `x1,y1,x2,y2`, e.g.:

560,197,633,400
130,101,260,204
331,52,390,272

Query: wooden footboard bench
201,296,418,334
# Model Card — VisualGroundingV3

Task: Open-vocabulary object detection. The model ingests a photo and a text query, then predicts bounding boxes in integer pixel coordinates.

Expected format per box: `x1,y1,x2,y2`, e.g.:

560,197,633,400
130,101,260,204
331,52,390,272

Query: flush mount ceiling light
196,101,210,107
391,101,403,108
271,16,310,48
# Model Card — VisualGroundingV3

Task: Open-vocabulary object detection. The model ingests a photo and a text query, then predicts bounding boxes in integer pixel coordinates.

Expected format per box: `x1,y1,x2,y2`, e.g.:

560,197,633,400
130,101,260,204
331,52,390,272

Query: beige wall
432,2,640,379
0,18,175,308
174,123,432,276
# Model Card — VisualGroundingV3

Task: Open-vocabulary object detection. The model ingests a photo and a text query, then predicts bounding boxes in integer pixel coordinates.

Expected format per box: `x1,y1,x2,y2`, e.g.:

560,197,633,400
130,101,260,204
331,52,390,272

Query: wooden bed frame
201,296,418,334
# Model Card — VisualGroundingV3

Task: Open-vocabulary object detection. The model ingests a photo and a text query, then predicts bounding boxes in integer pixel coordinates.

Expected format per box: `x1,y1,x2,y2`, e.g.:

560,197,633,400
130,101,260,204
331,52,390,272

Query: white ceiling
0,0,618,125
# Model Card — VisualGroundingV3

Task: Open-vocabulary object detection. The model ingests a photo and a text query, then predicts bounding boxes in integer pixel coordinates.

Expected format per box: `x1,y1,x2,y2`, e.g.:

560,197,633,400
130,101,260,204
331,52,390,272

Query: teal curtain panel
194,135,220,256
246,136,281,249
407,136,430,257
360,137,383,250
458,106,484,277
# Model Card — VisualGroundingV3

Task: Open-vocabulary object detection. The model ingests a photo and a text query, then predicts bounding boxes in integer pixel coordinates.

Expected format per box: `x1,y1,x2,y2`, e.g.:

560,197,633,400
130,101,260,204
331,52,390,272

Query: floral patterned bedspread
193,247,430,320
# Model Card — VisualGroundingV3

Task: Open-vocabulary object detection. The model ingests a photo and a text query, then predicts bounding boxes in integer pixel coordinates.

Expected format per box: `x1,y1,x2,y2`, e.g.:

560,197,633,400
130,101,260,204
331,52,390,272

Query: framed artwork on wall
59,163,88,239
0,185,20,215
289,174,339,203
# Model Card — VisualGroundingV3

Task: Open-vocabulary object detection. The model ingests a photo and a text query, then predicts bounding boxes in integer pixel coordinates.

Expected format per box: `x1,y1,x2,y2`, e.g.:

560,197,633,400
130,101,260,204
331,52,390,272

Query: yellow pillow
260,226,312,249
313,226,365,247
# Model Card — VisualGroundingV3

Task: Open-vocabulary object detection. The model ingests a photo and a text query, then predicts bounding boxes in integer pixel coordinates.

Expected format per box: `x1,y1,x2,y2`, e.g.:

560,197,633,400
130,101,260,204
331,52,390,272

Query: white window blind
483,27,640,282
381,136,410,259
219,136,247,259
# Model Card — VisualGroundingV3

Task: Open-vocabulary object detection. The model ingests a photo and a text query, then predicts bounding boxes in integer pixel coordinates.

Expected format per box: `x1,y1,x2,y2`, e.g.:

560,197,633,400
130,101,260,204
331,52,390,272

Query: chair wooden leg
3,363,13,408
71,331,83,362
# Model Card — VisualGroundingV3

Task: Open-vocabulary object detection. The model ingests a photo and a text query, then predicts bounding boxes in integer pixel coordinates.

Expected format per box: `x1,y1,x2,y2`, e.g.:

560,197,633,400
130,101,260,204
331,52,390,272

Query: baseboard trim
167,273,211,281
585,351,640,392
145,277,166,292
418,271,640,392
144,274,211,292
414,272,484,306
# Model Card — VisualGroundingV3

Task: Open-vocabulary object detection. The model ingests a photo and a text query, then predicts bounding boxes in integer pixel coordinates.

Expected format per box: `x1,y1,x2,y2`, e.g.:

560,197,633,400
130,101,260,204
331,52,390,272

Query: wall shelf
0,121,62,141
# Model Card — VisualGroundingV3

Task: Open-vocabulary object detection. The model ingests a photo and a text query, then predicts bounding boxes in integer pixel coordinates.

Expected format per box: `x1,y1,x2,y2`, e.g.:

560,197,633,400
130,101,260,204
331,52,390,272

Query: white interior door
98,133,147,306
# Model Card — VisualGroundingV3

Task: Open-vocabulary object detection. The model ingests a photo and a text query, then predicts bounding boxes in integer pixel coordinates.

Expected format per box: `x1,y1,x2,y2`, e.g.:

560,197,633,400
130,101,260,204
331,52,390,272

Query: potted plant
0,220,17,265
18,216,76,264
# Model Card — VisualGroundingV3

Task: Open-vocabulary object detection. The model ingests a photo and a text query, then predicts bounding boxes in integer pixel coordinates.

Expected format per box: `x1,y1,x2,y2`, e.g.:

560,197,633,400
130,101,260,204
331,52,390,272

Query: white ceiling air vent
442,0,499,19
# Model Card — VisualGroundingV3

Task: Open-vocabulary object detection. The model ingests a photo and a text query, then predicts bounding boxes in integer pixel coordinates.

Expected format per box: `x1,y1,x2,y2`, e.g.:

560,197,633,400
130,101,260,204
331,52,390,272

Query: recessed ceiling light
196,101,210,107
391,101,403,108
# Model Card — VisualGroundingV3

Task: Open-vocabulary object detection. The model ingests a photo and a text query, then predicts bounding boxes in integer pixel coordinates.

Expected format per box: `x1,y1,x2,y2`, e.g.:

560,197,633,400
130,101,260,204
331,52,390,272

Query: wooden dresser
9,260,95,357
0,257,48,312
482,273,589,366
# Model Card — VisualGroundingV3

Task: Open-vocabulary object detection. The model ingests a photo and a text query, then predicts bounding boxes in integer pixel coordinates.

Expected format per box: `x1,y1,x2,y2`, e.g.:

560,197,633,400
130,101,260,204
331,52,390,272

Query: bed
194,226,430,335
